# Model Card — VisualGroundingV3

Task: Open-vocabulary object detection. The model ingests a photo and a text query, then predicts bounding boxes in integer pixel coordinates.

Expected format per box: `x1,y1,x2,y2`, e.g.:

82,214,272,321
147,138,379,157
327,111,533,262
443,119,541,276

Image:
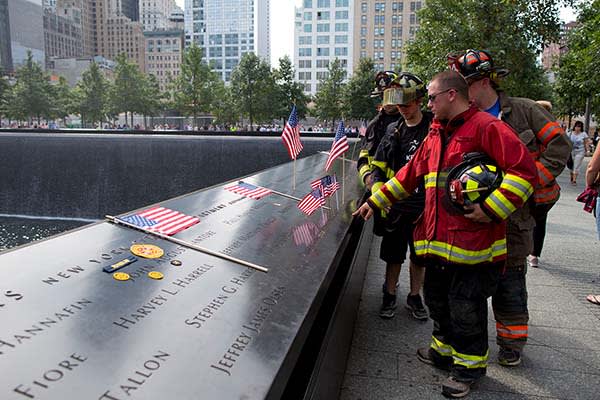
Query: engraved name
13,353,88,398
0,299,92,356
98,350,170,400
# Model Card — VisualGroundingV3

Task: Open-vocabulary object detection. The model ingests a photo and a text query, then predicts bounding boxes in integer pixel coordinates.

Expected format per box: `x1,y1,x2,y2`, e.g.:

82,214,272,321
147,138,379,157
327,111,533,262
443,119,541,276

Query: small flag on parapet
298,187,326,216
224,181,273,200
121,207,199,236
359,123,367,137
311,175,340,197
293,221,320,246
325,121,349,171
281,105,303,160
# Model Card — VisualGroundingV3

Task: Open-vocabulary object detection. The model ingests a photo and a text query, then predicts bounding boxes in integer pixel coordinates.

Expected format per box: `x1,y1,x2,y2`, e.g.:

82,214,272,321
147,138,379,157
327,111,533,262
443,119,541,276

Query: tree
343,57,378,122
211,82,240,128
313,58,346,128
0,69,10,122
139,74,166,128
405,0,569,99
111,53,146,127
172,44,221,128
51,76,75,124
230,53,277,130
74,62,110,127
9,51,53,124
554,0,600,126
273,56,309,124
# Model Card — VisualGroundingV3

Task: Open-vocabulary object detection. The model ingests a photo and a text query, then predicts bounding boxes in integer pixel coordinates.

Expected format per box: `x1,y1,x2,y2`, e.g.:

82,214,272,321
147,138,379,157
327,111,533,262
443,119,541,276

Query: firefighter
370,72,432,320
450,49,571,366
357,71,402,190
354,70,537,398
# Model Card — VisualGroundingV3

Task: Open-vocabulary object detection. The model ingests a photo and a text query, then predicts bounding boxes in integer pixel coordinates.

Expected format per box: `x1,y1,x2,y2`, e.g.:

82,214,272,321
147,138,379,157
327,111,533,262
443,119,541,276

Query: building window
299,48,312,56
375,2,385,12
317,23,330,32
303,0,312,7
299,36,312,45
317,35,330,44
317,11,329,20
335,10,348,19
317,59,329,68
335,35,348,44
303,12,312,20
317,0,330,7
335,0,348,6
335,23,348,31
361,15,367,25
334,47,347,56
303,24,312,32
299,59,312,68
361,27,367,37
317,47,330,56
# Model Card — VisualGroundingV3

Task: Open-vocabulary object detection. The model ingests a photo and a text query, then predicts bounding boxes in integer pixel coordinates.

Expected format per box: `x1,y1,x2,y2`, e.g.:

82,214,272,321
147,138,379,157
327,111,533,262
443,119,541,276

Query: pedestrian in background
569,121,591,186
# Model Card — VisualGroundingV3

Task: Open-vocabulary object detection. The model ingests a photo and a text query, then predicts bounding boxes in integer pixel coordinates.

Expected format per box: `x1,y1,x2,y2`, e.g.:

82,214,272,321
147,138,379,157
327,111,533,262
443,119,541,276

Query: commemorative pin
113,272,130,281
130,244,164,259
148,271,164,280
103,256,138,273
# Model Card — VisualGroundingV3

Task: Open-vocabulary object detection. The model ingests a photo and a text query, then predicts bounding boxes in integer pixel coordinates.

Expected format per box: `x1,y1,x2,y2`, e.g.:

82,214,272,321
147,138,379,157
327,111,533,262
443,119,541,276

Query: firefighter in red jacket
450,49,571,367
354,71,537,398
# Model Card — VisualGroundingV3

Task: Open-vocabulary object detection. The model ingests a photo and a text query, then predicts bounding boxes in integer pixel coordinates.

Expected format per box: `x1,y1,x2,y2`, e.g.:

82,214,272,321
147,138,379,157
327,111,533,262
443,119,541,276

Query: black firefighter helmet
446,152,504,211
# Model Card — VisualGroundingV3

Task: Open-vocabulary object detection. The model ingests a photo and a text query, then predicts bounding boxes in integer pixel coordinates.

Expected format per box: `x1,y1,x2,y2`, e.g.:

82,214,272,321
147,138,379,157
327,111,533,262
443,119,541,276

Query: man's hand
363,173,374,191
353,202,374,221
463,203,492,223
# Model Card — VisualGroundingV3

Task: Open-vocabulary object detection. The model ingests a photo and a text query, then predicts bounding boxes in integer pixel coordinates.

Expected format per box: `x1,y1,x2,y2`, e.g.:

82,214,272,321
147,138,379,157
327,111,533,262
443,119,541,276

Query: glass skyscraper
185,0,270,82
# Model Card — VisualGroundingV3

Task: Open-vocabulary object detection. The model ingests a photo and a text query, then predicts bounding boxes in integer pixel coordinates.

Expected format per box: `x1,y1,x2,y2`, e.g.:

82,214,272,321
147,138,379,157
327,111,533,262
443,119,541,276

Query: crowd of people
352,49,581,398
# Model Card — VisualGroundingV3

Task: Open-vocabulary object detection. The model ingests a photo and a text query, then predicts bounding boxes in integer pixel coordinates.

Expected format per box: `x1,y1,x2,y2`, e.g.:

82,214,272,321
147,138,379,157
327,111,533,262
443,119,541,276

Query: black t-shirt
373,111,433,222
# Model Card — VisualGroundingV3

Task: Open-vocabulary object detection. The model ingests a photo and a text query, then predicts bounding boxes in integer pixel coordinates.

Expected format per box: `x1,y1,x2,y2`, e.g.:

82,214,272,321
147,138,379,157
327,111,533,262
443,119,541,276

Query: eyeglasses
427,88,453,102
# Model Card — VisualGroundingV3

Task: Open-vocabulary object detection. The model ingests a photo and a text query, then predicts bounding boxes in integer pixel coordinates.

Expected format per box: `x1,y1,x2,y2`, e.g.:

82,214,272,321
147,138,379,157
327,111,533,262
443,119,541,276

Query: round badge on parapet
148,271,164,280
130,244,164,259
113,272,130,281
170,260,182,266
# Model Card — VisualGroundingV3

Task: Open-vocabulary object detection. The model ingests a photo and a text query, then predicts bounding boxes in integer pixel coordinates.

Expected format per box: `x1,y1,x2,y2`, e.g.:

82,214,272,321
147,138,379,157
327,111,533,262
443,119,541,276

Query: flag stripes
122,207,200,236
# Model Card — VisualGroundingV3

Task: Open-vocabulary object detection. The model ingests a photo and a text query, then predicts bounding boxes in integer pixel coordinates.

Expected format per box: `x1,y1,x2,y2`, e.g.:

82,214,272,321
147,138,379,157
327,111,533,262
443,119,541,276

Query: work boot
498,347,521,366
442,376,474,398
406,294,429,320
416,347,451,371
379,291,397,319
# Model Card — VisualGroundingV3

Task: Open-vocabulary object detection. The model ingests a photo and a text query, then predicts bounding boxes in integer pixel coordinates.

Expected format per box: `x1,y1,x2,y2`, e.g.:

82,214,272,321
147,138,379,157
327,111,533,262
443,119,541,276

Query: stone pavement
340,162,600,400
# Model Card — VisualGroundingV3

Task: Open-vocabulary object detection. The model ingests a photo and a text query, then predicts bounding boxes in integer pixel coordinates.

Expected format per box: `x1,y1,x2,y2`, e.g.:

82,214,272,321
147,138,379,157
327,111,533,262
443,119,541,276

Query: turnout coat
367,106,537,266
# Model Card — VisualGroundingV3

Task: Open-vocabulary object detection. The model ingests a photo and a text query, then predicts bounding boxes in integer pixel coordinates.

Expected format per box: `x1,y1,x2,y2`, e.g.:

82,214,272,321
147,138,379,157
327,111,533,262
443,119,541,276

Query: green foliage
230,53,277,129
74,62,110,126
273,56,310,121
211,82,240,127
8,51,53,122
313,58,346,127
173,44,221,126
111,53,147,125
0,69,10,119
343,58,378,122
554,0,600,118
50,76,75,121
405,0,565,99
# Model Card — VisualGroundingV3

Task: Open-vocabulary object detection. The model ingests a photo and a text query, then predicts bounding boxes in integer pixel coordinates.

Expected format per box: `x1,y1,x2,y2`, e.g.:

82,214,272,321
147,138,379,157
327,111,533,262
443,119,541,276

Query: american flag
292,222,320,246
121,207,200,236
224,181,273,200
325,121,349,171
297,187,326,216
359,123,367,137
281,105,303,160
311,175,340,197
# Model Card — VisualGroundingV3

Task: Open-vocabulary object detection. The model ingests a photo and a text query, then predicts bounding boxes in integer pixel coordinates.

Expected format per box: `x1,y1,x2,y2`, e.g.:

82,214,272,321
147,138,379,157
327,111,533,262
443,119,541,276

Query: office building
5,0,45,70
43,8,84,64
144,29,183,91
185,0,271,82
293,0,354,95
140,0,178,31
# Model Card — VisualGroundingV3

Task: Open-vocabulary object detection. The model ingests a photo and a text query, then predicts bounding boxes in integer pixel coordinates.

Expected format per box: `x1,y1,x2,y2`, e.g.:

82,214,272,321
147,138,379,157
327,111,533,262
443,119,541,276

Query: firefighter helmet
447,49,509,82
446,152,504,210
371,70,398,98
382,72,426,106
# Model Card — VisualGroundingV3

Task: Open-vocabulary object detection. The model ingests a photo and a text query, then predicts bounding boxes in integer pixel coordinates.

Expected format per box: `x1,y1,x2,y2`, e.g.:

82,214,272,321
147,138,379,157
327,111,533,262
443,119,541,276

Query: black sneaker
406,294,429,321
498,347,521,367
416,347,451,371
379,291,397,319
442,376,474,398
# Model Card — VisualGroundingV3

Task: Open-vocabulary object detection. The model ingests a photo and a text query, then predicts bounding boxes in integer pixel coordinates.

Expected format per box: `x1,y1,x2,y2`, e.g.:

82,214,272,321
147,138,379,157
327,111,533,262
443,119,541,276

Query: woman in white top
569,121,591,185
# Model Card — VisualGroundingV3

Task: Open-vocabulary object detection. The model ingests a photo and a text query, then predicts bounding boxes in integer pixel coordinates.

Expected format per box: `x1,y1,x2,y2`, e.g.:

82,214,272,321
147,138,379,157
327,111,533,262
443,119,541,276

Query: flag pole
293,158,296,191
106,215,268,273
342,154,346,204
240,181,331,210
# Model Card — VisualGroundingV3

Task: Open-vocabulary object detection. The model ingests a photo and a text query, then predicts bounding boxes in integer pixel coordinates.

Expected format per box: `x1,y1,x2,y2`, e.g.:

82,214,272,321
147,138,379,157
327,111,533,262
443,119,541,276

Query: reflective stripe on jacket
357,111,401,184
367,106,537,266
498,92,571,205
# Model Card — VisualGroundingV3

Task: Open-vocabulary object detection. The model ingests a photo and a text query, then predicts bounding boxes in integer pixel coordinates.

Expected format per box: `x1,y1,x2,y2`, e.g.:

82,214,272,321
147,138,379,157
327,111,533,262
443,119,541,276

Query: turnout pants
424,262,501,382
492,263,529,351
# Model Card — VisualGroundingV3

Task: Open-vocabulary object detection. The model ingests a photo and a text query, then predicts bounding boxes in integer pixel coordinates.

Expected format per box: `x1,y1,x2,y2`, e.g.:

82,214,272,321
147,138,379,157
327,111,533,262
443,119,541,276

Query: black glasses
427,88,453,102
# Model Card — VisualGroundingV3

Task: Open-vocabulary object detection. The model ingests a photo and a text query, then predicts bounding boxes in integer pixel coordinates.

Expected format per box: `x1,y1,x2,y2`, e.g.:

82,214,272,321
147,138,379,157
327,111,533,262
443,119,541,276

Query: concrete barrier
0,132,343,219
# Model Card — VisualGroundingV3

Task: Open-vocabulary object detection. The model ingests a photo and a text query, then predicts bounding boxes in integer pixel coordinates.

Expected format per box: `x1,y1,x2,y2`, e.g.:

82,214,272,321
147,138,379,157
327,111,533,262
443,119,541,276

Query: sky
175,1,577,67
